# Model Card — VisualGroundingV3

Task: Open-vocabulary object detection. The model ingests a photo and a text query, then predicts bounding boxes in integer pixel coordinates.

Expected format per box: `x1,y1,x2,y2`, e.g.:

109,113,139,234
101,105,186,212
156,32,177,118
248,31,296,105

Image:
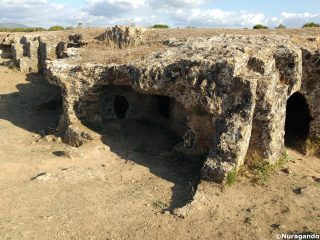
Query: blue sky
206,0,320,15
0,0,319,28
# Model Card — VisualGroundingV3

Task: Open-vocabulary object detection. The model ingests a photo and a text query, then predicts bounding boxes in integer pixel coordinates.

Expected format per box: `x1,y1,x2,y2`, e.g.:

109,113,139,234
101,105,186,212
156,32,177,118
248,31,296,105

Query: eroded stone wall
301,49,320,138
96,26,146,49
1,28,320,184
75,85,189,140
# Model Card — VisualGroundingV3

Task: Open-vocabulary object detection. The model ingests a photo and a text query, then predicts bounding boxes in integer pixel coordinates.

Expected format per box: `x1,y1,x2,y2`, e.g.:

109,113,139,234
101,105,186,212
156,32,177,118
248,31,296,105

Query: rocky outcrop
301,49,320,138
96,25,146,49
0,32,81,73
45,34,306,183
1,28,319,184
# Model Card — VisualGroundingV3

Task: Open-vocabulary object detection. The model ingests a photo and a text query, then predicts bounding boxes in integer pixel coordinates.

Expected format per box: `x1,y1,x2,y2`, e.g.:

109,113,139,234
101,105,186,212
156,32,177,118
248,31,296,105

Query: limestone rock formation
96,25,146,48
1,28,319,184
45,34,304,183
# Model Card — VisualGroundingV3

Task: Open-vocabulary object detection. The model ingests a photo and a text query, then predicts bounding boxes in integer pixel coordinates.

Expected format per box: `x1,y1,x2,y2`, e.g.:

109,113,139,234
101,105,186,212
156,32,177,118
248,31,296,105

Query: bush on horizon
276,24,286,29
48,25,65,31
253,24,269,29
0,27,46,32
302,22,320,28
152,24,169,28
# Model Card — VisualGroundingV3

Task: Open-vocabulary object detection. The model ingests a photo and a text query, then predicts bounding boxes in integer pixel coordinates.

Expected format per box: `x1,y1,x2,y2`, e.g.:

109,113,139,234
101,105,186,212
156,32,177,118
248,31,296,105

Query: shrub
0,27,46,32
302,137,320,156
243,151,289,185
152,24,169,28
276,24,286,29
302,22,320,28
48,25,65,31
253,24,269,29
226,170,237,186
152,200,168,210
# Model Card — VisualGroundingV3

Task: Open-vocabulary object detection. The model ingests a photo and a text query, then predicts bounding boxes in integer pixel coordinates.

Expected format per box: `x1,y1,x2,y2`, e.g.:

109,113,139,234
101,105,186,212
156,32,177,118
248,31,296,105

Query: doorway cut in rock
76,86,189,137
0,44,13,59
285,92,312,148
113,95,129,119
157,96,171,119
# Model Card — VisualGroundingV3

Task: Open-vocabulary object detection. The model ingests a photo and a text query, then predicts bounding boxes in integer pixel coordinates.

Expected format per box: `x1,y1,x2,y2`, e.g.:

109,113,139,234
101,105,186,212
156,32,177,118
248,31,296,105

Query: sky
0,0,320,28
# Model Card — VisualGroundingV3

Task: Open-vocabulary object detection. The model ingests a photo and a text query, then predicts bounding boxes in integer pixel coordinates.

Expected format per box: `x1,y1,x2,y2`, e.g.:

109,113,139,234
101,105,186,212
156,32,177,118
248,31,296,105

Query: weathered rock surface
1,28,319,183
96,25,146,48
45,34,304,183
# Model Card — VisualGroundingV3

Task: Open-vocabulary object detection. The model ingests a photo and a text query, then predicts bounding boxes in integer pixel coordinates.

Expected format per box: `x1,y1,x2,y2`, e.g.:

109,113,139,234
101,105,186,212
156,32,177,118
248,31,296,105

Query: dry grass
75,43,165,64
239,151,290,185
302,137,320,156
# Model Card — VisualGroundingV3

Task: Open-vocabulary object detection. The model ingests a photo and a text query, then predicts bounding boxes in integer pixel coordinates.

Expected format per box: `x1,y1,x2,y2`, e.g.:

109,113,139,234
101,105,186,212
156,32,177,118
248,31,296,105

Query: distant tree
152,24,169,28
276,24,286,29
253,24,269,29
302,22,320,28
48,25,65,31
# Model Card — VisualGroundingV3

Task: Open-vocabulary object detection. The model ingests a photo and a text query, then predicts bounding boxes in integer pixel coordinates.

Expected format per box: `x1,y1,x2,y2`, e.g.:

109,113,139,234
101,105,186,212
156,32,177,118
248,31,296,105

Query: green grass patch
226,170,237,186
244,152,290,185
152,200,168,210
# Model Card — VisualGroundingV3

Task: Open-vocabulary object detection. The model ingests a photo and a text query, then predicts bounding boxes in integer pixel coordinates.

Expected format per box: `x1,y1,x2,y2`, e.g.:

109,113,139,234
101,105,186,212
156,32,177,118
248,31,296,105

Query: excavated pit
285,92,312,149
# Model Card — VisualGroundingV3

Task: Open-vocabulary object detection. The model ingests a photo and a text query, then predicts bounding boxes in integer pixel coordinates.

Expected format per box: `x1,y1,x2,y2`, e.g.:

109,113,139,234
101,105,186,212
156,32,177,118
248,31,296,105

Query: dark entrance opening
157,96,170,119
76,85,205,210
113,95,129,119
285,92,312,147
0,44,13,59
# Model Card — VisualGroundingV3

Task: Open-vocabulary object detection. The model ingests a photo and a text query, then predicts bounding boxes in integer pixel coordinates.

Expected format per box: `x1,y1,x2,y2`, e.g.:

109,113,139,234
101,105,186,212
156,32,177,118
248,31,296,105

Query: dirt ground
0,63,319,240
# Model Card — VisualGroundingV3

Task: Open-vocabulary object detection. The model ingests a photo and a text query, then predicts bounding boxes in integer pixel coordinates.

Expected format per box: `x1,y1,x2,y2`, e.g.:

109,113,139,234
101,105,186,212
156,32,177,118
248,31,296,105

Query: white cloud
171,9,266,27
0,0,319,28
87,0,147,17
0,0,91,27
84,0,268,28
277,12,320,27
149,0,209,9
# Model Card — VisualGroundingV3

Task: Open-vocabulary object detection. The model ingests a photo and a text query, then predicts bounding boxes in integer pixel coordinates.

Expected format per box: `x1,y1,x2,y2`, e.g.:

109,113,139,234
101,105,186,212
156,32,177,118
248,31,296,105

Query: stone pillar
301,49,320,138
201,76,257,183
